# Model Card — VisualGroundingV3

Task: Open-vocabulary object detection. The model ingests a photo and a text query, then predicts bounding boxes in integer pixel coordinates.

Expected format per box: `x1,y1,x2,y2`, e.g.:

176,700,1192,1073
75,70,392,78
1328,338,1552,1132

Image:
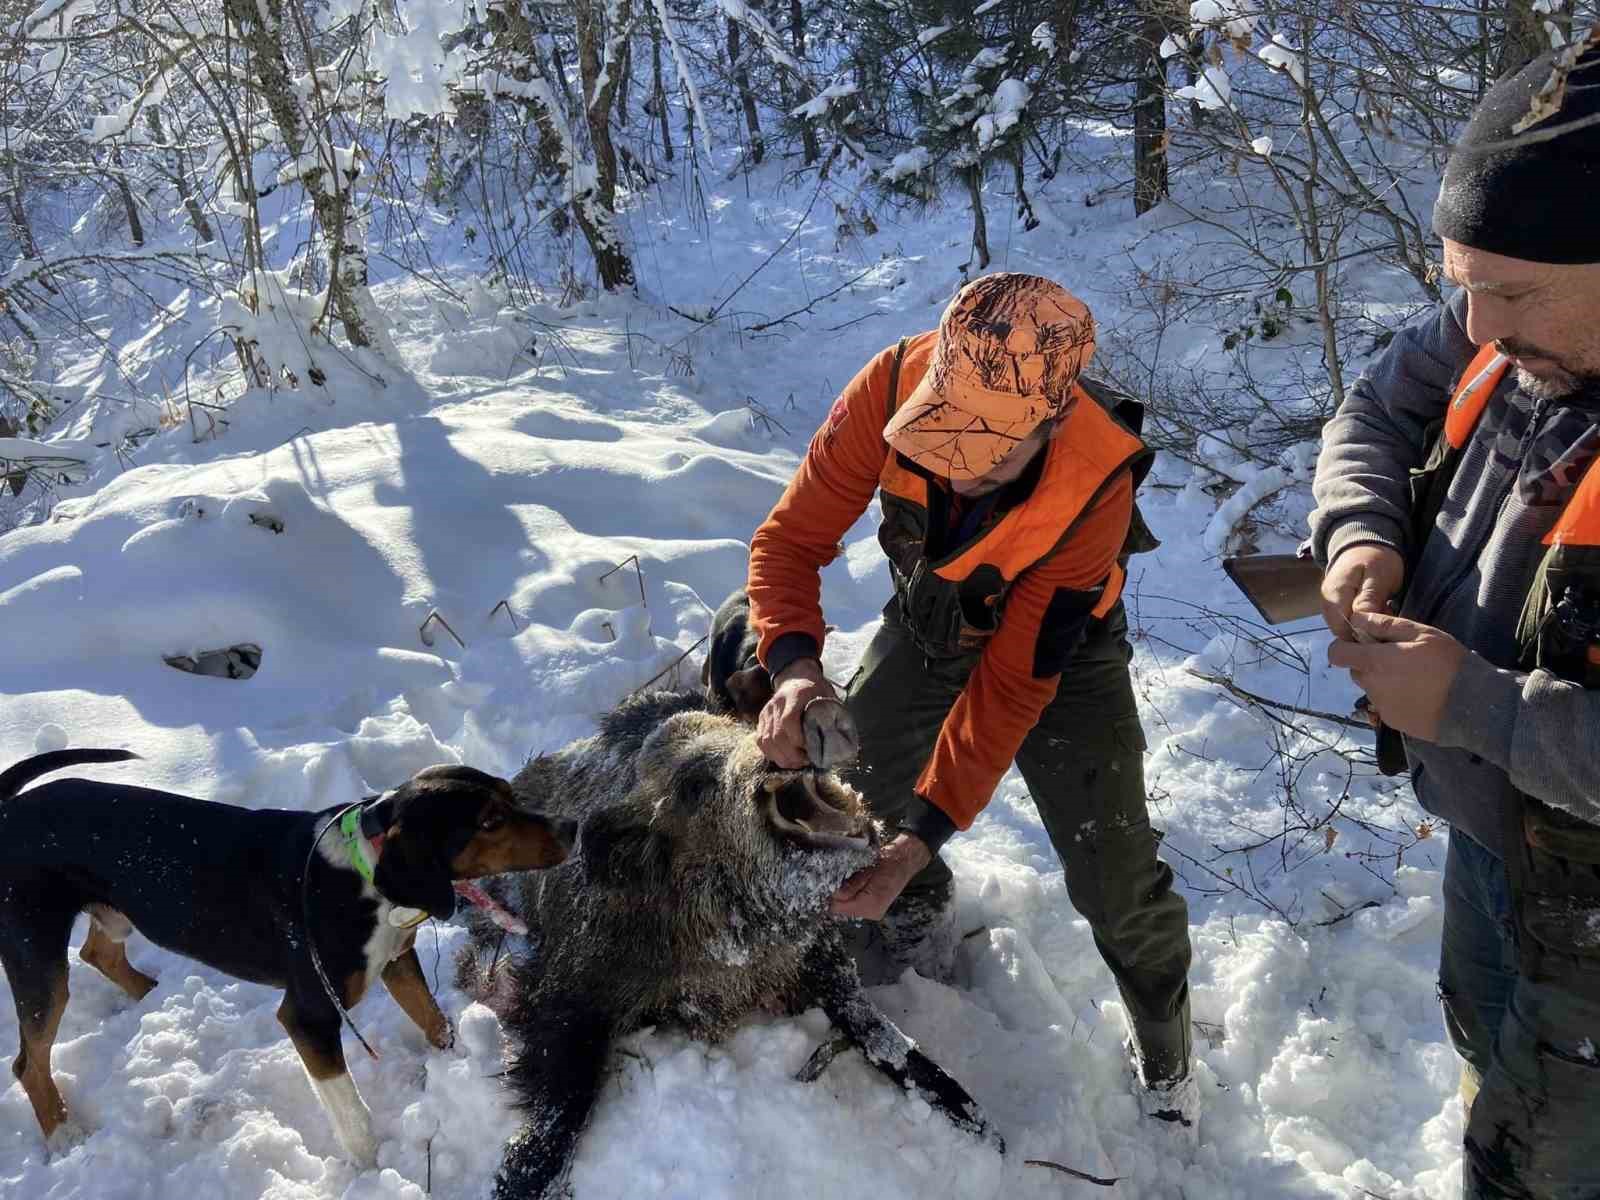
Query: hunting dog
0,747,574,1165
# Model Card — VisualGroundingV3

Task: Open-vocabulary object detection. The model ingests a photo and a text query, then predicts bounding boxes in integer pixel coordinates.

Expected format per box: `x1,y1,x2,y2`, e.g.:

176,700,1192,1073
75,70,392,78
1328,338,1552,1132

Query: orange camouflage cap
883,273,1096,480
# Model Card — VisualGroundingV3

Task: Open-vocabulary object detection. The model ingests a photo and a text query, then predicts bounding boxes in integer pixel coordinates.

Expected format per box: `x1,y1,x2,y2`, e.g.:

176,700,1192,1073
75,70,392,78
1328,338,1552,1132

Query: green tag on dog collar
339,806,378,886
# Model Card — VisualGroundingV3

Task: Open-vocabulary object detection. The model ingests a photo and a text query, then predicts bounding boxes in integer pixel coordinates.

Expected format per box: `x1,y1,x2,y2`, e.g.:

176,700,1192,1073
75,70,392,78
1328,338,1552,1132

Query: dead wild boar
461,688,1001,1199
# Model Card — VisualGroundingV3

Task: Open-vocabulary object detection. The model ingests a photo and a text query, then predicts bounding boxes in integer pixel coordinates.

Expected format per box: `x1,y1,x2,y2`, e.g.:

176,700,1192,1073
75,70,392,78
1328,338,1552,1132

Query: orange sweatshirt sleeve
915,470,1134,829
747,344,898,671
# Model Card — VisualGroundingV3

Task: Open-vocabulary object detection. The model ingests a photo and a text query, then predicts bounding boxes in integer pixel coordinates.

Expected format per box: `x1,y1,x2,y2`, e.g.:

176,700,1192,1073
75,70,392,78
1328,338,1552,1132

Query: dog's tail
0,748,141,801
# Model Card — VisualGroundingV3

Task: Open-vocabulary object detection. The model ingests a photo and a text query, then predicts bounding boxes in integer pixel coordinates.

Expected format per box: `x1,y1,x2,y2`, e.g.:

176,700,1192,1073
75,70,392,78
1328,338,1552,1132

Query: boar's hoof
795,1034,855,1083
801,697,860,768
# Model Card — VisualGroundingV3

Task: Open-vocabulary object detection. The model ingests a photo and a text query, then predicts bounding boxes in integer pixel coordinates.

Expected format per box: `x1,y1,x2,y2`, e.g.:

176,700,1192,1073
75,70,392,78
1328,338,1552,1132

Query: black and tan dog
702,587,777,719
0,747,574,1165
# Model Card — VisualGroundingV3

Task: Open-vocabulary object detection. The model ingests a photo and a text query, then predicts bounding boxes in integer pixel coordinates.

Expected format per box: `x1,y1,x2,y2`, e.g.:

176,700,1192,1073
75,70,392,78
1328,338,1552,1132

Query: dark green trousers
1445,828,1600,1200
843,601,1194,1082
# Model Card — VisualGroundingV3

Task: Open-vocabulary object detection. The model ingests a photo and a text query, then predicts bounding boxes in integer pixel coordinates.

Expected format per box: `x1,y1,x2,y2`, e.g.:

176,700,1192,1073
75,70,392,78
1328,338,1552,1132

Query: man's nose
1463,292,1515,349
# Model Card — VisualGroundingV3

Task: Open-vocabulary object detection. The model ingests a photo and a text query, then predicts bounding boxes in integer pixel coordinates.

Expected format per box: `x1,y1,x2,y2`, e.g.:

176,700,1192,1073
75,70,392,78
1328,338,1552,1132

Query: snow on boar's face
581,710,881,918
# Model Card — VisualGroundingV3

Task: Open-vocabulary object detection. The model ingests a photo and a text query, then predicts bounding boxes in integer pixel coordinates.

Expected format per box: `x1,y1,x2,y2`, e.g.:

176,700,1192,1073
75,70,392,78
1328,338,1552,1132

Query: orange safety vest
1426,344,1600,684
873,339,1151,658
1425,344,1600,887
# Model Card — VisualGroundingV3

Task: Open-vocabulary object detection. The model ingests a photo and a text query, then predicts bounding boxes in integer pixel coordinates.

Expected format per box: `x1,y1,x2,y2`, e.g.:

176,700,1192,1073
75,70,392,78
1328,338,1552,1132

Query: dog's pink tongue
452,881,529,936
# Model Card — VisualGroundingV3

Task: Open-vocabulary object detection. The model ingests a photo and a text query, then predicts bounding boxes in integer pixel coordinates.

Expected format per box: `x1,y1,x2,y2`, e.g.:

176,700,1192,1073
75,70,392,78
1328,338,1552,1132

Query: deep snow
1,133,1462,1200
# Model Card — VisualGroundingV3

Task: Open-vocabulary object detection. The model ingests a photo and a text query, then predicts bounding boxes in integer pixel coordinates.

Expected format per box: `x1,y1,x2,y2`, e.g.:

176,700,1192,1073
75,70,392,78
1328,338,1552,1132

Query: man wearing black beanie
1312,30,1600,1200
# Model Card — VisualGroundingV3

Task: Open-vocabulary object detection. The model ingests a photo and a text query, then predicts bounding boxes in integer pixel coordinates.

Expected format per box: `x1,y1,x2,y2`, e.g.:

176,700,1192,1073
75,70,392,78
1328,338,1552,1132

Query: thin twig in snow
1024,1158,1120,1187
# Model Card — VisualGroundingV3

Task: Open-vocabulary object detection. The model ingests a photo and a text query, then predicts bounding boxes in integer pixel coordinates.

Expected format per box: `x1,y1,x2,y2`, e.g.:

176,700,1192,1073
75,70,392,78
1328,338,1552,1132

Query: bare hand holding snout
830,832,933,920
757,659,860,769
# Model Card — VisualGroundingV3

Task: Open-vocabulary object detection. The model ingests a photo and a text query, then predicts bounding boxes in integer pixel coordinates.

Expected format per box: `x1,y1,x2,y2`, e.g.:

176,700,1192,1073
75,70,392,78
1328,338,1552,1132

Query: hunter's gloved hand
757,658,839,769
1321,544,1405,642
830,832,933,920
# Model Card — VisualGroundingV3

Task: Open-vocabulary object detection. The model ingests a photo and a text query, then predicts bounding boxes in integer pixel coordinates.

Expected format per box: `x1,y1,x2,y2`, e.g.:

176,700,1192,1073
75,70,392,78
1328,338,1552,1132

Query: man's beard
1512,364,1600,402
1498,340,1600,401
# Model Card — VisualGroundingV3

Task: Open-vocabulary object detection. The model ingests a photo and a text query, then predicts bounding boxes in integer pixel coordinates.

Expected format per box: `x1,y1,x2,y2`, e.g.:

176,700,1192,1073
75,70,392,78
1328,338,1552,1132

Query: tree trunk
109,145,145,247
490,0,635,291
1010,147,1039,231
615,35,632,128
965,165,990,271
1475,0,1493,96
547,34,578,112
727,15,764,164
774,12,796,156
225,0,382,351
1497,0,1547,78
4,180,44,268
147,107,214,244
1052,0,1081,93
574,0,636,290
789,0,819,164
651,15,674,161
1133,7,1169,216
571,200,635,292
575,0,623,211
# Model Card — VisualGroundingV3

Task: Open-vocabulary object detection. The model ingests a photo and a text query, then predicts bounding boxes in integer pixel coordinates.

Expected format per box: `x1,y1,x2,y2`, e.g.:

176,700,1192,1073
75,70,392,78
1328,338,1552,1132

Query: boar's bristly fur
461,689,1001,1199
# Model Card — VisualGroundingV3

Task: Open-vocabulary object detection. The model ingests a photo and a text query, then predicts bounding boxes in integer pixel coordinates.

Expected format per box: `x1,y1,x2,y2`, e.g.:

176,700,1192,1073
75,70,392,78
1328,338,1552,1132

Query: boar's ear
579,806,671,888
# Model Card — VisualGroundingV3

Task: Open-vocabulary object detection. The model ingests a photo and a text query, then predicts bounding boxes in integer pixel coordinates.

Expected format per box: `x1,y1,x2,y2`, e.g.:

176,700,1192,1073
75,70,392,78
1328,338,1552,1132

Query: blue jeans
1441,832,1600,1199
1440,832,1519,1082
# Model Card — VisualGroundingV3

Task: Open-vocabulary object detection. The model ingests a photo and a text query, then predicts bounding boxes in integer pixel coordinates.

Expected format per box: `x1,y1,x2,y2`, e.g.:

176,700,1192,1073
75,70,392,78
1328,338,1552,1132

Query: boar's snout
758,769,878,852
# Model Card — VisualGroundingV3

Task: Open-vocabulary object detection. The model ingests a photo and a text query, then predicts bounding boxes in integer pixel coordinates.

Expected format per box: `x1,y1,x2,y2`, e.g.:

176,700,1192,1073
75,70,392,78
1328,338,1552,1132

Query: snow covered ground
0,138,1461,1199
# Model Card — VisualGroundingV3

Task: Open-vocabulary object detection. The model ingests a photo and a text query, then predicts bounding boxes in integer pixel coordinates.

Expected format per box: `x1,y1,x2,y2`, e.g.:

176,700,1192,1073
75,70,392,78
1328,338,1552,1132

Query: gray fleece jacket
1310,289,1600,856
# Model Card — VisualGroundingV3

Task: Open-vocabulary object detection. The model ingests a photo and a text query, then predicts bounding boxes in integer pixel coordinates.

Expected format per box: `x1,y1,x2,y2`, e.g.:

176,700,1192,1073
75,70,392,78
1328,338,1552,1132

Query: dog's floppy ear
725,665,774,721
579,806,671,889
373,829,458,920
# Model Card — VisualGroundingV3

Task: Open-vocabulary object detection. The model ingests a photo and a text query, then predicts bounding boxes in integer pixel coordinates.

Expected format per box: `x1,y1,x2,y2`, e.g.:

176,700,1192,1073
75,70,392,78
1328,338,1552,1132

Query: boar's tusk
761,784,874,853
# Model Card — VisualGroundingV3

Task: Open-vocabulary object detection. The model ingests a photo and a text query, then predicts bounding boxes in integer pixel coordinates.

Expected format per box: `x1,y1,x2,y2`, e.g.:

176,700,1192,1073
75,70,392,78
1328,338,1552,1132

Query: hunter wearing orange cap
746,273,1198,1133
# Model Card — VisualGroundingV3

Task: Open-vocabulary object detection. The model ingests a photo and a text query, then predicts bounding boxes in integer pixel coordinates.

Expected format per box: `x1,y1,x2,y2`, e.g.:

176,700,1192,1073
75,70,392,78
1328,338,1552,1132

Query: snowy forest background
5,0,1586,493
2,3,1595,1199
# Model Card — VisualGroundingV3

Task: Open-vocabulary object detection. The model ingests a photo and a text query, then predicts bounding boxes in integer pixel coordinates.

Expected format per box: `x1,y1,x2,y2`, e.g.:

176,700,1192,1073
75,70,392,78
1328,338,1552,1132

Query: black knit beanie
1433,38,1600,263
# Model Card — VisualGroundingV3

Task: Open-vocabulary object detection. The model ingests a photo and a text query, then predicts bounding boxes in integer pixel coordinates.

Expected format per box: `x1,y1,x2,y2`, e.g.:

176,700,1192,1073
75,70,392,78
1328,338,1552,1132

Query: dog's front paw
428,1014,461,1056
802,699,860,769
313,1074,380,1168
45,1118,91,1159
339,1125,380,1170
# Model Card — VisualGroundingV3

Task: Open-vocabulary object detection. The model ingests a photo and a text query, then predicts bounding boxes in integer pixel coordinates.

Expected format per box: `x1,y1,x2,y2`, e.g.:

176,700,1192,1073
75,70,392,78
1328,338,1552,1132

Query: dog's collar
338,803,431,929
335,797,530,936
338,803,385,887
